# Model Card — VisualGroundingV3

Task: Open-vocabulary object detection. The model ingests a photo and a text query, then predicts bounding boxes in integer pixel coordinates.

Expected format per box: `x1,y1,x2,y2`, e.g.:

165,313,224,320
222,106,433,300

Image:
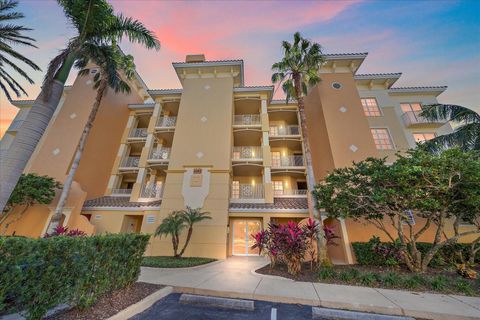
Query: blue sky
1,0,479,135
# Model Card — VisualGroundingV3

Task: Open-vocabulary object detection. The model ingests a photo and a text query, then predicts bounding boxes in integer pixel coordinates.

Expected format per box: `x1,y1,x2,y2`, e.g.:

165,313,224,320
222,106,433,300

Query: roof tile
229,197,308,211
83,196,161,209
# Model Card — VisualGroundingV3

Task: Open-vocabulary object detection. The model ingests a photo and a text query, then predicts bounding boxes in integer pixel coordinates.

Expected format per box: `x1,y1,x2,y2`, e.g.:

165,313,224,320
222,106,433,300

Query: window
331,82,342,89
413,133,436,143
231,181,240,199
273,181,284,196
361,98,382,117
271,151,281,167
370,128,394,150
269,126,279,136
400,103,422,113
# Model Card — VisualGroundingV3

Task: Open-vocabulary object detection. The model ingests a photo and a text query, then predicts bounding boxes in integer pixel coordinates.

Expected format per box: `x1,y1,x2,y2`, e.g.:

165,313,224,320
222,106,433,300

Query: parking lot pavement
130,293,314,320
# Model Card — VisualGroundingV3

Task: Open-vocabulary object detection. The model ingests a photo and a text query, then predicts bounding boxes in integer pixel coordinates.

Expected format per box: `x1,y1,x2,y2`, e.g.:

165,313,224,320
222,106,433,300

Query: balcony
233,114,261,127
269,125,300,137
147,147,171,166
231,183,264,203
129,128,148,139
232,146,263,161
274,189,308,198
119,156,140,169
401,111,446,128
272,155,304,168
156,116,176,129
140,183,163,199
111,188,132,196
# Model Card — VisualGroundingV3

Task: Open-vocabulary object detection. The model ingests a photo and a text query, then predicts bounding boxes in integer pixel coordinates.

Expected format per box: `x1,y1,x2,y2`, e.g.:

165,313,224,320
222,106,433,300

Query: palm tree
271,32,330,266
49,44,135,228
155,211,186,258
0,0,160,212
0,0,40,100
419,104,480,152
178,207,211,256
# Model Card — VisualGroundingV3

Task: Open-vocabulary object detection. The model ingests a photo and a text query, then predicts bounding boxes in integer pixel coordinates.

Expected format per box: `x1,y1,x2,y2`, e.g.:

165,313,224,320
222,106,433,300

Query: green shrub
318,267,337,280
338,268,360,282
430,275,449,291
455,279,475,296
359,272,377,286
381,272,403,287
0,233,150,319
353,239,479,268
403,274,424,289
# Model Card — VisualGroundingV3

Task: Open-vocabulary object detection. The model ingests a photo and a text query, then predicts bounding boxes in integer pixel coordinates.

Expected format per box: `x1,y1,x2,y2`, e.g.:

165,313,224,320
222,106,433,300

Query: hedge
352,240,480,267
0,233,150,320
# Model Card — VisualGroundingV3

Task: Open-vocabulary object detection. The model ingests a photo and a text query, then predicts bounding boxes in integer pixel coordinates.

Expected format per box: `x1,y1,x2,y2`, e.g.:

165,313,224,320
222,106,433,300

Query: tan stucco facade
3,52,463,264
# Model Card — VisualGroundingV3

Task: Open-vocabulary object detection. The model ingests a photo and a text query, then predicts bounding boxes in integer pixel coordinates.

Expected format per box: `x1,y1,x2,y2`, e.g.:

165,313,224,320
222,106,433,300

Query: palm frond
0,53,34,83
0,77,12,100
0,43,39,70
103,14,160,50
420,104,480,124
0,66,27,95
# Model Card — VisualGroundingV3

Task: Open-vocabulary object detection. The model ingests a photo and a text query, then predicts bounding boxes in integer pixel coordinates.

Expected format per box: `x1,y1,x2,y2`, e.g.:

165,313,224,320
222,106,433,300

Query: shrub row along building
1,52,460,263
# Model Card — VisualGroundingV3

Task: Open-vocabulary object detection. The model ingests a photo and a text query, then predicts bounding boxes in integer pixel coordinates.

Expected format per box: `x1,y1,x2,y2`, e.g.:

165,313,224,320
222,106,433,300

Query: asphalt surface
130,293,315,320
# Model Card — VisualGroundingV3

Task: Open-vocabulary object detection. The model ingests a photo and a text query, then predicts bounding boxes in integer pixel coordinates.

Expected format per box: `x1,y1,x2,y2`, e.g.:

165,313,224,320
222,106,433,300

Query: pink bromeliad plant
43,225,87,238
251,219,339,275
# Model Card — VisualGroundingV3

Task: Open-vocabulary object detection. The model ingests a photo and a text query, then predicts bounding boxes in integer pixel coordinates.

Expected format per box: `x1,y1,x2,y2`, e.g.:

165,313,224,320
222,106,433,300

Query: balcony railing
231,184,264,200
111,188,132,196
401,111,445,127
272,155,304,167
270,125,300,136
233,114,261,126
129,128,148,138
149,147,171,160
156,116,176,128
232,146,263,160
274,189,308,197
140,183,163,199
121,156,140,168
8,119,24,131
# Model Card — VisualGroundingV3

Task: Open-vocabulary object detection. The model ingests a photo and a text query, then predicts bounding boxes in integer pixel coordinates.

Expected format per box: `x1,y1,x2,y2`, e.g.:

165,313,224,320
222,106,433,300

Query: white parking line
271,307,277,320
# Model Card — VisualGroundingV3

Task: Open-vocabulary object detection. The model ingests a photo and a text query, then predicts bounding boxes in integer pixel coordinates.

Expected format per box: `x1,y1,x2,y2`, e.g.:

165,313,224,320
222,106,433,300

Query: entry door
232,220,262,256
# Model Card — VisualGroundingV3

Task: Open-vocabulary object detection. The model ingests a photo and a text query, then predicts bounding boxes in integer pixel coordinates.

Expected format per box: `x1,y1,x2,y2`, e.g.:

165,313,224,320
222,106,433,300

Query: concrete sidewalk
139,256,480,320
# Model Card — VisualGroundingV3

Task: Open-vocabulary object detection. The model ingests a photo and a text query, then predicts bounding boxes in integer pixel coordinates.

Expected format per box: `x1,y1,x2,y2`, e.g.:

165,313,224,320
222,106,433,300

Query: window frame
231,180,240,199
361,97,383,117
370,127,395,150
272,180,284,196
412,132,436,144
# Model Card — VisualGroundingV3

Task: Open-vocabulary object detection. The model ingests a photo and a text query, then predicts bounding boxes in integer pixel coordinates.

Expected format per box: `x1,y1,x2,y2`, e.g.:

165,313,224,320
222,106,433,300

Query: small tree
178,207,211,256
314,148,480,272
154,207,211,258
0,173,61,235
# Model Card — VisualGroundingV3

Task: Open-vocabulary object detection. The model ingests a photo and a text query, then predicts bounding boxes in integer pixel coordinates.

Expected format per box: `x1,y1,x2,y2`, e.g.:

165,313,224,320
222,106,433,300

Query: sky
0,0,479,137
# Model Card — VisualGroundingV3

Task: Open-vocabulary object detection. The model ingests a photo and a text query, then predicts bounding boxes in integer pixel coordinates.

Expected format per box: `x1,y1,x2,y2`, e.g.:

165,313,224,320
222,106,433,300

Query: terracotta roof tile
229,197,308,211
82,196,161,209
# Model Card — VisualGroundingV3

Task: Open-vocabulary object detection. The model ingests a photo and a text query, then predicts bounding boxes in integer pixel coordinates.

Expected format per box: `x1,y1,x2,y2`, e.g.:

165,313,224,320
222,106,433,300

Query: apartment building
1,52,454,263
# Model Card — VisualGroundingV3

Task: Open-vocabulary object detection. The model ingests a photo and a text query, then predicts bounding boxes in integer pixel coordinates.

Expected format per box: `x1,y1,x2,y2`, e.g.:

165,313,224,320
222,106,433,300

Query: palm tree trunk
179,226,193,257
0,54,76,212
50,79,108,226
293,74,330,267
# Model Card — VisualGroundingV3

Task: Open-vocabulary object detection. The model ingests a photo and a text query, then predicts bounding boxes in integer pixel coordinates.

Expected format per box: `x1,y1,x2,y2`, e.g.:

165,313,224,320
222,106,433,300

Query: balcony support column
261,98,273,204
130,168,147,202
139,133,154,166
148,102,161,133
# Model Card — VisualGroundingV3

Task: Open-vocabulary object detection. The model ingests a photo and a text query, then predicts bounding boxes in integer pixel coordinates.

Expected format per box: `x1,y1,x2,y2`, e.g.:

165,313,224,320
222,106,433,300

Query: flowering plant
44,225,87,238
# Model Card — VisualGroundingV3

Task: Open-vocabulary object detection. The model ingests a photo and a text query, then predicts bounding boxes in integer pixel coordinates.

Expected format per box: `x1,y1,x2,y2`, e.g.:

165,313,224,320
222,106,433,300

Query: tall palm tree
0,0,40,100
49,44,135,228
419,104,480,152
178,207,211,256
271,32,329,265
0,0,160,212
155,211,186,258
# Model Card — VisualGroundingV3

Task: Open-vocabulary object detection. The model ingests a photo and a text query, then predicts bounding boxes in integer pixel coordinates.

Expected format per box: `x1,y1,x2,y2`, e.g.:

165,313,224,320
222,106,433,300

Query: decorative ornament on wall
69,113,77,119
204,84,211,90
196,151,204,159
201,116,207,122
331,82,342,90
52,148,60,156
339,106,347,113
349,145,359,152
86,80,92,85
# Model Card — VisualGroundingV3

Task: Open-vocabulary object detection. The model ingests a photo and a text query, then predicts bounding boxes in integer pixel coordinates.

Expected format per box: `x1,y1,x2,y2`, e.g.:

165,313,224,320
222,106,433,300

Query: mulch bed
46,282,164,320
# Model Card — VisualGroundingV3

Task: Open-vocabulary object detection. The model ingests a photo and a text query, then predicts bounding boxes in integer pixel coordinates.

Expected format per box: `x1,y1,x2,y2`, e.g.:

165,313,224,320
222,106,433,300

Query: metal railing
233,114,261,126
156,116,176,127
140,183,163,199
232,184,264,199
121,156,140,168
272,155,304,167
232,146,263,160
270,125,300,136
274,189,308,197
401,111,445,127
129,128,148,138
111,188,132,196
149,147,171,160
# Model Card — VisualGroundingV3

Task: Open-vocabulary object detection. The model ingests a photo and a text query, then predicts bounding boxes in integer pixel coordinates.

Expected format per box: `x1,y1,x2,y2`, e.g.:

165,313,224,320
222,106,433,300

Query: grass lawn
142,256,216,268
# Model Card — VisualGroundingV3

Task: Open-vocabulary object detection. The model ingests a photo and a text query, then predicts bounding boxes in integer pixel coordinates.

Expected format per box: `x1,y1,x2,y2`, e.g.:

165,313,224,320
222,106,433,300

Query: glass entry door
232,220,262,256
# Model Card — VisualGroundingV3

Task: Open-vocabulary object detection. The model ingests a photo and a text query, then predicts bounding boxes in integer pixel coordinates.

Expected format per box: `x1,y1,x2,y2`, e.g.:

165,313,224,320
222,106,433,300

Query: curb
312,307,415,320
141,259,223,271
179,293,254,311
107,286,173,320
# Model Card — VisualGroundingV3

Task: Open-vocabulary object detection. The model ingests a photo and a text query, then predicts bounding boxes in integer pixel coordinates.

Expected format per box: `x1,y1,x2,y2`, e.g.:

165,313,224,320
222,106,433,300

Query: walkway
139,256,480,320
